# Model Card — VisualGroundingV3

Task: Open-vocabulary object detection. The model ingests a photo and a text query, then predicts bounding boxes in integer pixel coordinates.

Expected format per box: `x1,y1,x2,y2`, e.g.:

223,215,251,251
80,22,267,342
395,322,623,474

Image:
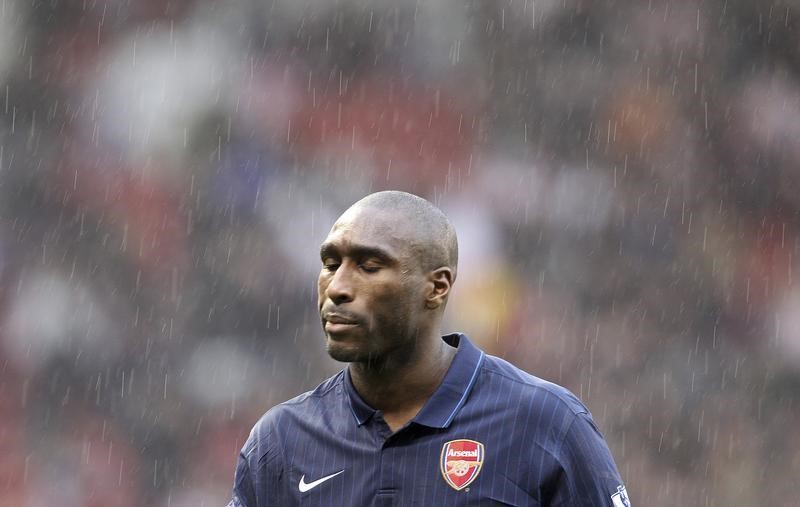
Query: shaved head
318,190,458,365
346,191,458,281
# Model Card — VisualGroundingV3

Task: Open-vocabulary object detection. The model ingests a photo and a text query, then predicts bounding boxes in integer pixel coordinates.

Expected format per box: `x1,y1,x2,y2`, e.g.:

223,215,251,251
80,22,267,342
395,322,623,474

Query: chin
325,337,358,362
325,340,376,364
326,346,366,363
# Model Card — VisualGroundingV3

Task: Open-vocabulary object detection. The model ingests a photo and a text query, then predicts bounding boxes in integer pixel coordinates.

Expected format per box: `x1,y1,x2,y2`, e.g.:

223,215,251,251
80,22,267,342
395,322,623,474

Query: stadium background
0,0,798,505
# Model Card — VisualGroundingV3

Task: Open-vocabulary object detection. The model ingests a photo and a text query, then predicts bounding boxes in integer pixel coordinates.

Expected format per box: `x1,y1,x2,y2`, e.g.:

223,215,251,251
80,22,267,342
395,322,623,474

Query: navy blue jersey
228,333,630,506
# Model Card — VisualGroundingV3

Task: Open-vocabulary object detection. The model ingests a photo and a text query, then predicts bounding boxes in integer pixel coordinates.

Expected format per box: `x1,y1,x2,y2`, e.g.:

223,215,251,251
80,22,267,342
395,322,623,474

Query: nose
324,263,355,304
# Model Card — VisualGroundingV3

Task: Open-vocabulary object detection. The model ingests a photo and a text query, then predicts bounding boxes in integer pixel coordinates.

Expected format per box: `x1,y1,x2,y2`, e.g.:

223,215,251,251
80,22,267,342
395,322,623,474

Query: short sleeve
549,412,630,506
228,448,257,507
227,417,283,507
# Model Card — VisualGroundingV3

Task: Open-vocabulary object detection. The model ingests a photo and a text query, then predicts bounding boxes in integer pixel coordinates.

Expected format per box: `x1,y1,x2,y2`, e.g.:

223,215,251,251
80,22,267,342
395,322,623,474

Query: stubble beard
325,337,371,363
324,291,423,369
325,322,420,372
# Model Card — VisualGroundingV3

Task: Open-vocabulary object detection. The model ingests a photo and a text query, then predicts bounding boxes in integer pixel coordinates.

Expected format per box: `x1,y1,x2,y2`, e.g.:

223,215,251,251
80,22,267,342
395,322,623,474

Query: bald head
318,191,458,363
345,191,458,280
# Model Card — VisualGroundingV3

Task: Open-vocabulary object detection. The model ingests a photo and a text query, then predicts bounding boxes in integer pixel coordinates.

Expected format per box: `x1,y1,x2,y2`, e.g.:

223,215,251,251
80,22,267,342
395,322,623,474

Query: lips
322,311,362,334
325,314,358,325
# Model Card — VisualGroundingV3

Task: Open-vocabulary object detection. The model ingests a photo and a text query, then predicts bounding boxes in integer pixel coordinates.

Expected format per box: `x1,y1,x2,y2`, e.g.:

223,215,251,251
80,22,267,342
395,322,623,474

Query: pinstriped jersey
229,333,629,506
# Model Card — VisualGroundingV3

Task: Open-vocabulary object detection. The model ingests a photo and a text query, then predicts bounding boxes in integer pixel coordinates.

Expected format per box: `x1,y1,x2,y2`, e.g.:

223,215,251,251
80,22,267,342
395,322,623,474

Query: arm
549,412,630,507
227,418,282,507
227,449,257,507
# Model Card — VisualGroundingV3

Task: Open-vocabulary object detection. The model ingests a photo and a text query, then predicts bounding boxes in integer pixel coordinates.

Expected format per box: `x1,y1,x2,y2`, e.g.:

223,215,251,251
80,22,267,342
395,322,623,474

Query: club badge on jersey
440,439,484,490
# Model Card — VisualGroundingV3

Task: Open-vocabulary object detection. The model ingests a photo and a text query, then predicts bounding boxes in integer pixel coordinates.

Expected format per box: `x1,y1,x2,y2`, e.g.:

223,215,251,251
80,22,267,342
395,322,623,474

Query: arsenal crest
440,439,484,490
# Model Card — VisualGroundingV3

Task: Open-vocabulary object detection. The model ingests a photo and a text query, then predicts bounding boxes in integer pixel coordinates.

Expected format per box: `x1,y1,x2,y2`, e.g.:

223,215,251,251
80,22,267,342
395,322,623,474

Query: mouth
322,312,361,334
324,321,359,334
325,314,358,325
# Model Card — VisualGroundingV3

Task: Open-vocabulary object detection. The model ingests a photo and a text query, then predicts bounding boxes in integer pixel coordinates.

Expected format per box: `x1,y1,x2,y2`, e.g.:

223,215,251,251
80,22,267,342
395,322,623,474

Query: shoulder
278,369,345,411
477,354,623,480
478,353,590,418
243,370,345,458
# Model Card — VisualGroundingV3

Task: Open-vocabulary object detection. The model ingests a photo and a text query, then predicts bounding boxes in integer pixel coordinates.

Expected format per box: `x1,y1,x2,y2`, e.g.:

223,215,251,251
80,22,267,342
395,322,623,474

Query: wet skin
317,204,456,430
318,206,428,366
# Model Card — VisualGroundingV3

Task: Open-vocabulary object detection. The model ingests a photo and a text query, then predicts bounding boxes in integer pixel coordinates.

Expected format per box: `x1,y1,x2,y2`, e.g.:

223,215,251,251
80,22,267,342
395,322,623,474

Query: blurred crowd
0,0,798,505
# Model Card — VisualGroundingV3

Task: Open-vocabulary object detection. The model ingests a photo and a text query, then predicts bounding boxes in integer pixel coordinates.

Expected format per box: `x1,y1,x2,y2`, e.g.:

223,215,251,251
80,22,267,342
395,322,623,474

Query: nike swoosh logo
298,469,345,493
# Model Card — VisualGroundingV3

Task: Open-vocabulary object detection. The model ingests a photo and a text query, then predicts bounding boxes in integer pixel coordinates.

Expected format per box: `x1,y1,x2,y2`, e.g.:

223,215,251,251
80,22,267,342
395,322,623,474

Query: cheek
374,282,422,320
317,275,329,304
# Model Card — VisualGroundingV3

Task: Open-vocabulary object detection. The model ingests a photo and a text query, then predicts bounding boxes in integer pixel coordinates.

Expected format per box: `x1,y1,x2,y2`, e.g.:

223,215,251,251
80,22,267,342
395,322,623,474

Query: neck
349,330,457,431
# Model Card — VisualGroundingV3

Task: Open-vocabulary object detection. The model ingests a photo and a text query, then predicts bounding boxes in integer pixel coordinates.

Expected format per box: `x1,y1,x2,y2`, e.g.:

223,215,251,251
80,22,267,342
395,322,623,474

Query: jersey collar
343,333,485,428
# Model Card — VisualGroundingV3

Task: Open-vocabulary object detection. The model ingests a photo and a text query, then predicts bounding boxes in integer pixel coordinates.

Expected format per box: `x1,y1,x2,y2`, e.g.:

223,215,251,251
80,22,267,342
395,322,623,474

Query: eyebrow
319,242,396,263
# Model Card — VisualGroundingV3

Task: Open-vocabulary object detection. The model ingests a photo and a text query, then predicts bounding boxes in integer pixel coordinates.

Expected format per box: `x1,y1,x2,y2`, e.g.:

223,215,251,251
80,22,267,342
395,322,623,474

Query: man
228,191,629,506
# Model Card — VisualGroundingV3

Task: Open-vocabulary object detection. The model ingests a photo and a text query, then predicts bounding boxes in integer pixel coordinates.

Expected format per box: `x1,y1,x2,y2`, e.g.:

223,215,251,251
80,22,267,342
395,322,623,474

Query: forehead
322,206,416,255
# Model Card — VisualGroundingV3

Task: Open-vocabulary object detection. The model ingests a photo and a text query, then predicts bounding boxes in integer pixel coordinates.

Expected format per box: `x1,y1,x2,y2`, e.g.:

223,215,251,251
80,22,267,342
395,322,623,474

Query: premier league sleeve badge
440,439,485,491
611,484,631,507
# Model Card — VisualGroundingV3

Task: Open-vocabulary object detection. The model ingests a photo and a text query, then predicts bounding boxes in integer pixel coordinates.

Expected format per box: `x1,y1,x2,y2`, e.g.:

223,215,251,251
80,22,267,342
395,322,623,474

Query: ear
425,267,454,310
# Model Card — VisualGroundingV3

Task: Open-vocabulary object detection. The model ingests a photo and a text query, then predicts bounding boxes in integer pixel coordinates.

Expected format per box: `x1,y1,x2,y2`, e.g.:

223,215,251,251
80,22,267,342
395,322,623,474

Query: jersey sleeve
549,412,630,507
227,417,282,507
228,447,257,507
